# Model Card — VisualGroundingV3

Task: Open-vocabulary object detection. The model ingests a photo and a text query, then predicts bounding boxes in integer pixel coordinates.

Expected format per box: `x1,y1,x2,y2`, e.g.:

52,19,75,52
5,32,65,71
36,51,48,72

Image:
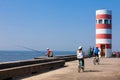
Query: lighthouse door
101,45,105,56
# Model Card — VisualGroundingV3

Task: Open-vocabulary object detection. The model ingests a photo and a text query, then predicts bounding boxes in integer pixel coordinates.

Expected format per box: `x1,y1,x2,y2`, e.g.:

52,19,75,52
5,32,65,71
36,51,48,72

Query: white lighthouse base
105,49,112,58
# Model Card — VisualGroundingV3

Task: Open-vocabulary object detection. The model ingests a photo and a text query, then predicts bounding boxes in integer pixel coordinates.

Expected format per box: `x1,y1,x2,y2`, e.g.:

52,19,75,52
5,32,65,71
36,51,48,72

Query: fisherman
46,48,54,57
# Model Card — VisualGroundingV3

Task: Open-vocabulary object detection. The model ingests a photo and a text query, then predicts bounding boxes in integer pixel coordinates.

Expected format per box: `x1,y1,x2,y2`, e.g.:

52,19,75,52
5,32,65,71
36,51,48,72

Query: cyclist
77,46,85,71
94,47,99,58
93,47,100,64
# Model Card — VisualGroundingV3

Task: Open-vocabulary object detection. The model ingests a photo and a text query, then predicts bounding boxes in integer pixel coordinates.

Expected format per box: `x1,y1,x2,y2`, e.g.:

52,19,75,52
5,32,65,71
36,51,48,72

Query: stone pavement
16,58,120,80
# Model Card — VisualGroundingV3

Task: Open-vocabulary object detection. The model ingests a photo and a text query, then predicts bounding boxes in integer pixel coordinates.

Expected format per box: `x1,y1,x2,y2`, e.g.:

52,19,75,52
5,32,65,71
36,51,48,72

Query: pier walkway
16,58,120,80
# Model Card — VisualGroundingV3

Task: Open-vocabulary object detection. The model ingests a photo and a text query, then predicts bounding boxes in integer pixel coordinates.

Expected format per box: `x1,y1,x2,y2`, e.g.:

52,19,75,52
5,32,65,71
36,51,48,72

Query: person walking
88,47,92,58
91,47,94,57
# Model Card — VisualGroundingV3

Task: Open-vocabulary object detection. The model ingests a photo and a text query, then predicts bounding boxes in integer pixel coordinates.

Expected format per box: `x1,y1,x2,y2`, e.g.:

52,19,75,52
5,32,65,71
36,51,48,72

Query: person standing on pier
91,47,94,57
46,48,54,57
88,47,92,58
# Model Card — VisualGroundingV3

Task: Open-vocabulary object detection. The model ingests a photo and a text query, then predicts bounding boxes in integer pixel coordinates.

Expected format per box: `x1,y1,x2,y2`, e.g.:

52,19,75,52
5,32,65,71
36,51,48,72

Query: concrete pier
16,58,120,80
0,55,76,80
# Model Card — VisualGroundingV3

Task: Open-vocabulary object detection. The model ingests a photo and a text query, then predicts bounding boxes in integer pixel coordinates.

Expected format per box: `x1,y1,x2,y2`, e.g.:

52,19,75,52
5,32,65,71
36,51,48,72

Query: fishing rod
16,45,42,53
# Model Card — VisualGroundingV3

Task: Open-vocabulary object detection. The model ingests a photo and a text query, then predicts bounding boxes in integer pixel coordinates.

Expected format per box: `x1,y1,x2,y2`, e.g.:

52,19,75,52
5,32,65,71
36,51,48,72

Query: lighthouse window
98,19,102,24
104,19,109,24
110,20,112,24
96,20,98,24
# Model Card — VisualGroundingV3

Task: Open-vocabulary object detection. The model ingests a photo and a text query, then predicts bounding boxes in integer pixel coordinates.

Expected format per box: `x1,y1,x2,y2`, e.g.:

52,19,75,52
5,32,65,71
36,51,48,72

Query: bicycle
93,57,100,65
78,60,84,72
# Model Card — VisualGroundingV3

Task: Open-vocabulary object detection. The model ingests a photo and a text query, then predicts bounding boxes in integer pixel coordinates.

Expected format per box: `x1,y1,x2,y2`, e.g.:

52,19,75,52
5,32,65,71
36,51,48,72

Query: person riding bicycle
77,46,85,69
93,47,100,64
94,47,99,58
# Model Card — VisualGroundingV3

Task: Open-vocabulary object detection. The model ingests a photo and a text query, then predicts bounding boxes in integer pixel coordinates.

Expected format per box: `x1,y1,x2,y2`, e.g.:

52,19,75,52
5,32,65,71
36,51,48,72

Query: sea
0,51,76,62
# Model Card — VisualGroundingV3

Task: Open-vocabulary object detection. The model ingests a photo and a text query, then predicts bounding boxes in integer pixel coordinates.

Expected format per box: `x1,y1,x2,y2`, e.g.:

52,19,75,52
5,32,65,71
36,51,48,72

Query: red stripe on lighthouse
96,24,111,29
96,34,112,39
96,14,111,19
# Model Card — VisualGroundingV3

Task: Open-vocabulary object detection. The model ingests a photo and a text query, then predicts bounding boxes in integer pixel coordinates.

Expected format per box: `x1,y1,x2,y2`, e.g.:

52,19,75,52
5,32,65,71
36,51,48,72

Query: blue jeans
78,58,84,67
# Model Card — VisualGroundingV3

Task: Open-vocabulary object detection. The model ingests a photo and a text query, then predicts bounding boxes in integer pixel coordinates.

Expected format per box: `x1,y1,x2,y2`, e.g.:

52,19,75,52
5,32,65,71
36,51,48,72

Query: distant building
96,9,112,57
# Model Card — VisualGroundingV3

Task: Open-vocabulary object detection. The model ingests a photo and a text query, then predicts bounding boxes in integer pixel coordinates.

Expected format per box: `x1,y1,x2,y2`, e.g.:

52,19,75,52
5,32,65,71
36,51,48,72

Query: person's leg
95,53,97,58
82,59,84,67
78,59,80,66
82,59,84,71
96,54,100,62
48,54,50,57
97,54,99,57
78,59,82,66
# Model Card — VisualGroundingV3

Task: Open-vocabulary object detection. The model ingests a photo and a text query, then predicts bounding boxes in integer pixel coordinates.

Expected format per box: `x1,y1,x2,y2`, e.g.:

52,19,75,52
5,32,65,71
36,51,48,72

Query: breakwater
0,55,76,80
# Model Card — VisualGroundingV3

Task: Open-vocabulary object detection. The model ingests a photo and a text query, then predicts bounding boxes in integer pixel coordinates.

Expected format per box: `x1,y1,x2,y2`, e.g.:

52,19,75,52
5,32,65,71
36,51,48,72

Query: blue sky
0,0,120,51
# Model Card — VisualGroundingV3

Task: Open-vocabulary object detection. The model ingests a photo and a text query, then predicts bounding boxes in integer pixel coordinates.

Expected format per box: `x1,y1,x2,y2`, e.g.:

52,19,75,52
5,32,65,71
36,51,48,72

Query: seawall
0,55,76,80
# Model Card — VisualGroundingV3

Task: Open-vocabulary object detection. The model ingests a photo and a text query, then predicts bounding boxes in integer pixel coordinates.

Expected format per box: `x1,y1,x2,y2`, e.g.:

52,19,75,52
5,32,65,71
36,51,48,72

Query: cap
46,48,49,50
78,46,82,50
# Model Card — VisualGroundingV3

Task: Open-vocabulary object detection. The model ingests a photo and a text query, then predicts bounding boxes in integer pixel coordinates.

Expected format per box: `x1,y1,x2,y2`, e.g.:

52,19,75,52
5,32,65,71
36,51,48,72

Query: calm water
0,51,76,62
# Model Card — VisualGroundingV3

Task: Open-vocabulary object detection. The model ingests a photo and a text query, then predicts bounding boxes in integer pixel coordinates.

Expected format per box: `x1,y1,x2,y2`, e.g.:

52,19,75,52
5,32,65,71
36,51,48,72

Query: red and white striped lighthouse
96,9,112,57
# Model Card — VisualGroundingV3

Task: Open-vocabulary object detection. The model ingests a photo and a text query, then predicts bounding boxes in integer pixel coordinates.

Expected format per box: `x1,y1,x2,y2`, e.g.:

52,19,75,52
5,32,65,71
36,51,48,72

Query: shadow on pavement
99,63,112,65
84,70,101,72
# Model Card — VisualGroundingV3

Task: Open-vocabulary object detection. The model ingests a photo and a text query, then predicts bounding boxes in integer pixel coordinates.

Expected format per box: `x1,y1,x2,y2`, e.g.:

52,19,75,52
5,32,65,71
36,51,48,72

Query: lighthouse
96,9,112,57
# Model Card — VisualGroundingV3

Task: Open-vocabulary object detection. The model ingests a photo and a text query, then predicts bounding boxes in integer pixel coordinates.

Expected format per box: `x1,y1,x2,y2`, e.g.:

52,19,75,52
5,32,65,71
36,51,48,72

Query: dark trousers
95,53,99,57
78,58,84,67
